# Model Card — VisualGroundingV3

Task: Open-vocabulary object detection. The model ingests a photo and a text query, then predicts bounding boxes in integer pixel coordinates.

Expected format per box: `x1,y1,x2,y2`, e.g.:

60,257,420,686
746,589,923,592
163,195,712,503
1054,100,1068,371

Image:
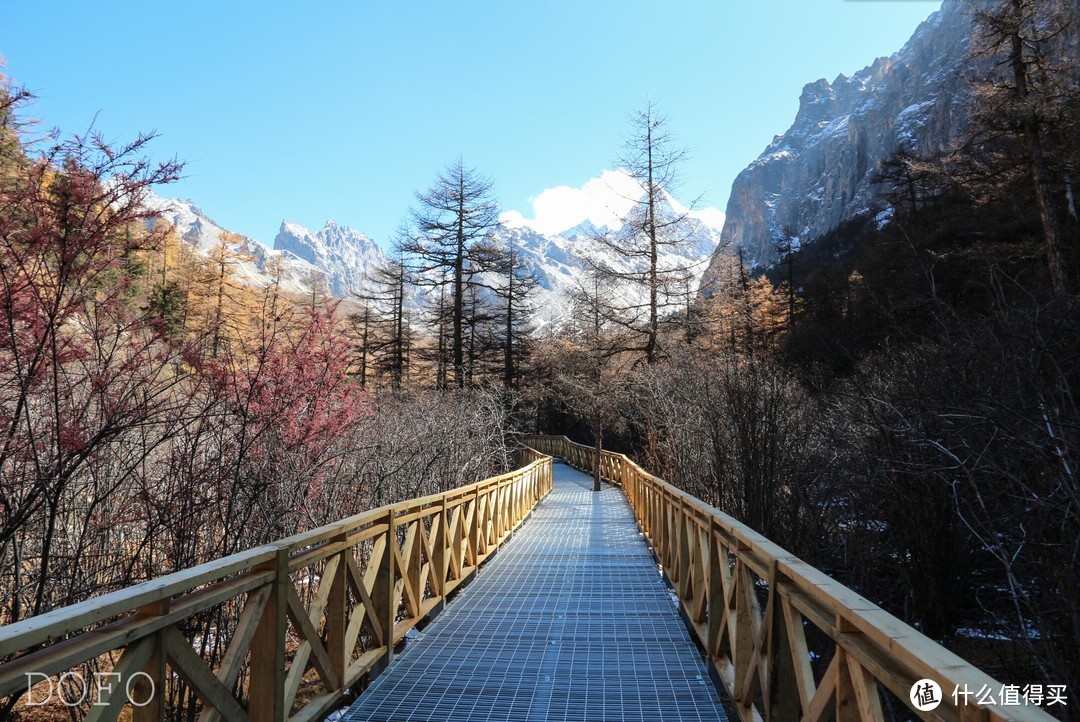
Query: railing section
0,451,553,722
524,435,1055,722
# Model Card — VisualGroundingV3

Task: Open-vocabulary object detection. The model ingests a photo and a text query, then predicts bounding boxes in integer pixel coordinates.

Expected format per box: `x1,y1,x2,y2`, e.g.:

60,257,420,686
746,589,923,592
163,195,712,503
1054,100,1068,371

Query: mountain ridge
703,0,971,284
144,172,723,326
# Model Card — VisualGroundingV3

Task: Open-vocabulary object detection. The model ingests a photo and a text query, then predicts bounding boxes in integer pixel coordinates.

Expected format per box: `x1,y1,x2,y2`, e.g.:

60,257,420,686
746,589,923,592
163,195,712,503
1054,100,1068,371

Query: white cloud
500,210,530,229
503,170,642,236
689,207,726,231
665,193,727,232
502,169,725,236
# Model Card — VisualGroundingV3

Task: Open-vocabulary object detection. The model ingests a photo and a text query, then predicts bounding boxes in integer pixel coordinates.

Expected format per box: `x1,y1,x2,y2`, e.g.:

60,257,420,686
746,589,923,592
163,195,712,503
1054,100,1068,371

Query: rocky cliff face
273,220,385,297
704,0,974,283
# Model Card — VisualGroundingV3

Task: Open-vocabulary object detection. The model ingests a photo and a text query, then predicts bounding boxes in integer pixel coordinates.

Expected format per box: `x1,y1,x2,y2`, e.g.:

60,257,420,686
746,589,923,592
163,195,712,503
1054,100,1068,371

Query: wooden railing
525,435,1056,722
0,452,552,722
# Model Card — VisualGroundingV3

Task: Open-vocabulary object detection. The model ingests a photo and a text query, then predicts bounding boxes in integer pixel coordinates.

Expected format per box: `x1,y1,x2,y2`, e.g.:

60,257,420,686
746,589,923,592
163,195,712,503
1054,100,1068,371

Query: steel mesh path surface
340,461,728,722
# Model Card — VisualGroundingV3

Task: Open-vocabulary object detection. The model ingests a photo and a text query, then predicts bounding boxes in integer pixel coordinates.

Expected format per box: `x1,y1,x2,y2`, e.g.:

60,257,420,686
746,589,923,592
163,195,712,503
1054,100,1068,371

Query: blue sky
3,0,941,248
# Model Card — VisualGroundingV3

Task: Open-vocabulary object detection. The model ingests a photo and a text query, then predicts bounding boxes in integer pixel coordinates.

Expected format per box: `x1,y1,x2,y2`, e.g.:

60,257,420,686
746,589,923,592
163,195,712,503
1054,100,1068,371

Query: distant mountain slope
274,219,384,297
703,0,973,284
498,197,723,328
143,191,387,298
144,170,723,328
143,192,318,295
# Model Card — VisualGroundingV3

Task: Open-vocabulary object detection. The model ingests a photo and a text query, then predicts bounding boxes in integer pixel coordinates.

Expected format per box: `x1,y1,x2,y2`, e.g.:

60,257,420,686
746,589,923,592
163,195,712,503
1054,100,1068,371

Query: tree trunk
504,262,515,389
1029,136,1070,296
453,188,466,388
1005,0,1070,296
646,120,659,364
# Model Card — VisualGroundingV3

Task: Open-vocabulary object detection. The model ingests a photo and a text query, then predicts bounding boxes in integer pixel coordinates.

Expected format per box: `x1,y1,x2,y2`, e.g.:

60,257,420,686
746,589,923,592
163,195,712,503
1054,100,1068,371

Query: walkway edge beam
0,448,553,722
522,434,1056,722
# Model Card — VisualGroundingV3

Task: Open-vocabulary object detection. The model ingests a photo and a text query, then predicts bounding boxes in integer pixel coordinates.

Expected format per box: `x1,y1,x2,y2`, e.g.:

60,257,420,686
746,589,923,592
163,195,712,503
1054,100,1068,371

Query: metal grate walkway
341,461,728,722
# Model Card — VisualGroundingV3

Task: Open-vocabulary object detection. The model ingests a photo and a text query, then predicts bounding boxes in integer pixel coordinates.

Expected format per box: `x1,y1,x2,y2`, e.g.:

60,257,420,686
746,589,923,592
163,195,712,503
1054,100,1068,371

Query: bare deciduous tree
401,159,502,388
587,100,705,365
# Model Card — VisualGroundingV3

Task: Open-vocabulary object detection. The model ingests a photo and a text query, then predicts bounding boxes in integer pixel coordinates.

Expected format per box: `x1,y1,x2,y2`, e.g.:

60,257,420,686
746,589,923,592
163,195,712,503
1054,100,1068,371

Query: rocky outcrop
273,219,385,297
141,191,317,295
704,0,975,283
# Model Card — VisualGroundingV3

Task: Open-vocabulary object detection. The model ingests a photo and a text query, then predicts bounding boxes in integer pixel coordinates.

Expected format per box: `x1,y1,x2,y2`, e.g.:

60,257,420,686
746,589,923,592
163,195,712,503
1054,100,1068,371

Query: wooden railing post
249,547,288,722
513,474,519,520
707,521,725,660
677,501,691,598
517,473,525,518
132,600,169,722
372,507,397,673
471,487,482,563
325,534,348,688
836,649,859,722
766,578,802,722
432,494,448,598
495,483,503,539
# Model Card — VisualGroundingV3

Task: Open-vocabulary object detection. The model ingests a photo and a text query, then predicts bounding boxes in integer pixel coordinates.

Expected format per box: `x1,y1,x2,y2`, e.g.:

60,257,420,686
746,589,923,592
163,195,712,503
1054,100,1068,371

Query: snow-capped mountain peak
144,170,721,328
142,190,315,294
273,219,384,296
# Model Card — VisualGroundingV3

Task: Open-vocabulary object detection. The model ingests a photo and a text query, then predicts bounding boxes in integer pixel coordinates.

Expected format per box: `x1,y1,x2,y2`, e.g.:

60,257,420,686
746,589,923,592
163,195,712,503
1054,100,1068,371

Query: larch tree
589,100,703,365
186,231,255,358
347,303,374,387
143,223,191,337
0,72,30,170
304,269,331,311
493,231,538,390
771,227,800,328
355,239,415,391
401,158,502,388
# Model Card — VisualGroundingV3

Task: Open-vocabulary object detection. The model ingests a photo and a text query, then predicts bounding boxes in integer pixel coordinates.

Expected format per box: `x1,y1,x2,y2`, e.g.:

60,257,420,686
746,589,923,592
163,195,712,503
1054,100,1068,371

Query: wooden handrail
524,434,1057,722
0,450,553,722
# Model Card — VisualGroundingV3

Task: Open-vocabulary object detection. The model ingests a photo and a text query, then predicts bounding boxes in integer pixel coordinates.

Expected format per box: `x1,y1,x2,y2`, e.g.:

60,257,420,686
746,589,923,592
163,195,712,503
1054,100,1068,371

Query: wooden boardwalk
341,461,728,722
0,438,1055,722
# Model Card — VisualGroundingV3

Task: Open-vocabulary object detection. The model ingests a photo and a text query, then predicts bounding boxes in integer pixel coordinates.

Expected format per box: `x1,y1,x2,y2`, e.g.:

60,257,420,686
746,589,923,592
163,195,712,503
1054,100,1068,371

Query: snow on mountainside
273,220,384,297
703,0,973,285
142,191,312,294
497,174,724,327
144,170,723,328
142,190,386,298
